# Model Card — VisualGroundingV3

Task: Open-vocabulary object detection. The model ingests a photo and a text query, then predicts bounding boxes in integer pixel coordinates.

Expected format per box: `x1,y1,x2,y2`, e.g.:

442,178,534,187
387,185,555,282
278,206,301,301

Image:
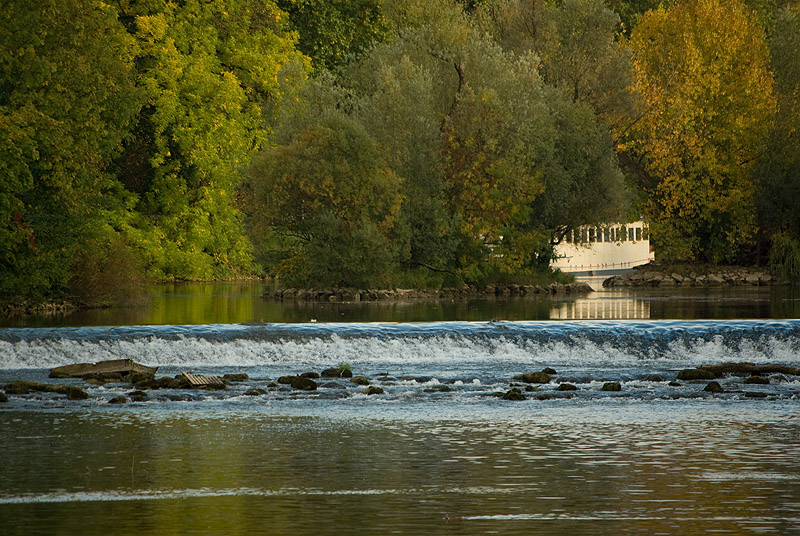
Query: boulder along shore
603,262,783,288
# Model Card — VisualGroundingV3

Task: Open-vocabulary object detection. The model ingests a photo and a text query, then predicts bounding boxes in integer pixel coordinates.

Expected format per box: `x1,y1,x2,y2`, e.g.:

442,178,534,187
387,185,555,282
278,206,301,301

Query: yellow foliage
625,0,776,261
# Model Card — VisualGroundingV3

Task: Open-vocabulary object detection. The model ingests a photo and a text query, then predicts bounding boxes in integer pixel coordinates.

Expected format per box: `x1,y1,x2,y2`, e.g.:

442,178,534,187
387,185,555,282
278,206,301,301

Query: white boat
551,221,654,275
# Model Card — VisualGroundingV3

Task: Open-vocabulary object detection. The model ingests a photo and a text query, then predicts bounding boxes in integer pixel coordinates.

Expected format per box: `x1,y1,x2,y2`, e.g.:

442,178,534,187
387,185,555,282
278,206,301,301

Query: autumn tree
623,0,776,262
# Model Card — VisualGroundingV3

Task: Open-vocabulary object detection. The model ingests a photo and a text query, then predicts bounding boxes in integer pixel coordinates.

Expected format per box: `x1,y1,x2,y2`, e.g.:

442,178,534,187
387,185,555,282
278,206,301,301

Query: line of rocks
603,263,780,288
269,282,593,302
4,361,795,405
2,300,78,317
499,362,800,401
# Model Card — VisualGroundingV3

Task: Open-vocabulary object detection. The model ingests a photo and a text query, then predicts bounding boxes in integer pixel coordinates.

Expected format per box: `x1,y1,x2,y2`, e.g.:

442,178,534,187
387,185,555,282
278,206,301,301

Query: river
2,280,800,535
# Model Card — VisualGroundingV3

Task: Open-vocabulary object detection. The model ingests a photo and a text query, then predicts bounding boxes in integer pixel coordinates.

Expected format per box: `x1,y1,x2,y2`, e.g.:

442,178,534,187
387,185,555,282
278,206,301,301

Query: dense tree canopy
0,0,142,300
116,0,306,280
276,0,390,71
250,112,402,287
3,0,800,304
1,0,306,303
249,0,626,286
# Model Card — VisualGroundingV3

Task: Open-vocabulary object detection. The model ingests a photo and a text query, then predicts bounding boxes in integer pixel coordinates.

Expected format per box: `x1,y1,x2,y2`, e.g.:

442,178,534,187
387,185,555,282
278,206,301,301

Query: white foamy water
1,320,799,371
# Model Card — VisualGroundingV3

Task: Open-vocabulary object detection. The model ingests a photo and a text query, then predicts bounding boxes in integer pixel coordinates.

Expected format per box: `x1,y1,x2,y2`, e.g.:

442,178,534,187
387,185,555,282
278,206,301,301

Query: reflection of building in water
550,298,651,320
551,221,654,275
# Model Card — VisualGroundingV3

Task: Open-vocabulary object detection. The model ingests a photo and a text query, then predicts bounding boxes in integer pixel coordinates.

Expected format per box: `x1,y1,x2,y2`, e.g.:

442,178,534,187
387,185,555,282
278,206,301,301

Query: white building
551,221,654,275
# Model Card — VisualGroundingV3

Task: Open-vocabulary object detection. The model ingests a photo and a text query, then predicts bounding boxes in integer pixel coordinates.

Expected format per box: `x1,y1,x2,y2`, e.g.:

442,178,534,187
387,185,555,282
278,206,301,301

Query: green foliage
115,0,307,281
249,0,627,287
9,0,797,302
348,53,456,268
769,232,800,280
606,0,671,31
473,0,631,245
479,0,639,131
67,238,149,307
0,0,142,301
276,0,390,71
250,112,403,288
755,6,800,243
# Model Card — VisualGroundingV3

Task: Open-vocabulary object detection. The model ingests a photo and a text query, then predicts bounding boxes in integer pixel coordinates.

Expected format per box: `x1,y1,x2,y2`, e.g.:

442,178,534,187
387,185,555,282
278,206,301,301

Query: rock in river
514,372,552,384
744,376,770,385
502,388,526,401
677,368,716,381
350,376,370,386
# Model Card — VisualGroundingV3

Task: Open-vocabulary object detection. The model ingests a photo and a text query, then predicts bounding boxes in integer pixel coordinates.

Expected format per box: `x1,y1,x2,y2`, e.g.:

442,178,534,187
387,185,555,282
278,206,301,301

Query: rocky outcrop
321,367,353,378
514,371,552,384
699,363,800,377
350,376,370,386
269,282,593,302
745,376,770,385
677,368,717,381
3,381,88,400
223,373,249,382
278,375,317,391
703,381,725,393
502,388,526,400
603,262,781,288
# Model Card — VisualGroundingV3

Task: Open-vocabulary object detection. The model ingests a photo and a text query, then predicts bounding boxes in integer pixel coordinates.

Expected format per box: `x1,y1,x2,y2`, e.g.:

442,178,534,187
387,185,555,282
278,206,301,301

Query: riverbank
268,282,594,302
602,262,786,288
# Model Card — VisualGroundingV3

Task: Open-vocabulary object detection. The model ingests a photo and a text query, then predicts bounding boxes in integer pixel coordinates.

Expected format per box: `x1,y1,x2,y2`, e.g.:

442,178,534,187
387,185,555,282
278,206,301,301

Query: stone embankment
268,282,593,301
2,301,76,317
603,263,780,288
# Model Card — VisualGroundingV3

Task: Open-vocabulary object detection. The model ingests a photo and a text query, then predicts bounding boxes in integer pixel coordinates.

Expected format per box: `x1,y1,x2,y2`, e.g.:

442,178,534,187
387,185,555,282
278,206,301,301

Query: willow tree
249,112,403,288
624,0,775,262
276,0,390,71
755,6,800,277
474,0,632,252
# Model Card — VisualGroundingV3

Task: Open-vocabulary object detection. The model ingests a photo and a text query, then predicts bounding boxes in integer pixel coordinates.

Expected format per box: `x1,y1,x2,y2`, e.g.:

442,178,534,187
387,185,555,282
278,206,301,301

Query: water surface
2,282,800,535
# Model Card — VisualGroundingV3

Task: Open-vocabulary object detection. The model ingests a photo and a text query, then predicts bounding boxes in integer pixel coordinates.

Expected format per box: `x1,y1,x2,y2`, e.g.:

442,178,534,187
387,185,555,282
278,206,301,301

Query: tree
473,0,630,261
276,0,390,71
114,0,307,280
623,0,775,262
249,112,402,288
348,55,456,270
754,6,800,276
362,0,556,281
0,0,142,301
